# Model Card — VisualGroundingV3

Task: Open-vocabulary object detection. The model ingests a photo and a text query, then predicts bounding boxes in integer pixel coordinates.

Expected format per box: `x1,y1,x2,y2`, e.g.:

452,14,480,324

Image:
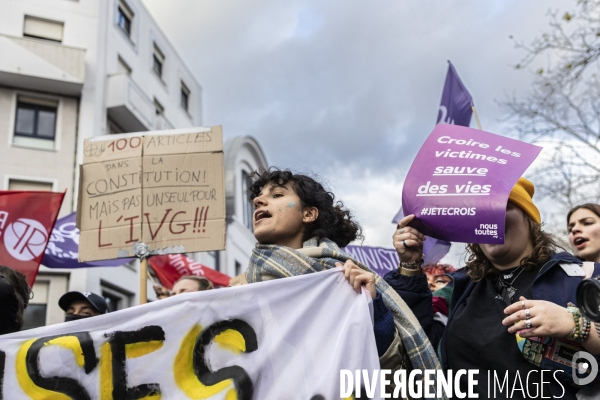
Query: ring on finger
525,320,532,329
521,300,526,310
402,240,407,248
525,309,531,319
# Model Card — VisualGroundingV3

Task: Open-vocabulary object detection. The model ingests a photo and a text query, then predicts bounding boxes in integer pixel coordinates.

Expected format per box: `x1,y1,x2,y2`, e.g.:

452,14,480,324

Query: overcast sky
142,0,569,265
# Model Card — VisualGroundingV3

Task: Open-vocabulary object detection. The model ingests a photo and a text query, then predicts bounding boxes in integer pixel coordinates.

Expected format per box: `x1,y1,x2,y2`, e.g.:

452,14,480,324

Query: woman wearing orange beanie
387,177,600,399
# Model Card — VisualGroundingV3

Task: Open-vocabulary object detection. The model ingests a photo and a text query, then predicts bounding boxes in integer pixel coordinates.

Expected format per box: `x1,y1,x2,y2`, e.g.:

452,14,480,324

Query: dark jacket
385,252,600,400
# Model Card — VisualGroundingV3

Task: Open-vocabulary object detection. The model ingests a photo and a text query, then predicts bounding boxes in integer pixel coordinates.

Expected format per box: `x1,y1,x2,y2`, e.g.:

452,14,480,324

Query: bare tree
502,0,600,216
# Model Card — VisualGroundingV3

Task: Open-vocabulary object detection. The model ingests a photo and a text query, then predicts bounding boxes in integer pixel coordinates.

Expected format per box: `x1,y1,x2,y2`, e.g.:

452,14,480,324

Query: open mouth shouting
573,236,588,250
254,209,272,224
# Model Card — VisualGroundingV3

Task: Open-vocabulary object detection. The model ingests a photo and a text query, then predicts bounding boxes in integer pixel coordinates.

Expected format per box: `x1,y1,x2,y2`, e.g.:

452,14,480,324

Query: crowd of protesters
1,168,599,398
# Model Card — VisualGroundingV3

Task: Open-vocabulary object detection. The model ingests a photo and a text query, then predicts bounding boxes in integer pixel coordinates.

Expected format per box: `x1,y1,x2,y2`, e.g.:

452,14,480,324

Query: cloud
142,0,569,249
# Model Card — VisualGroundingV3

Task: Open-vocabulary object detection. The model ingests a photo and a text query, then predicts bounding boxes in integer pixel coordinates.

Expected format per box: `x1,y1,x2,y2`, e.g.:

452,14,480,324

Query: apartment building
0,0,267,328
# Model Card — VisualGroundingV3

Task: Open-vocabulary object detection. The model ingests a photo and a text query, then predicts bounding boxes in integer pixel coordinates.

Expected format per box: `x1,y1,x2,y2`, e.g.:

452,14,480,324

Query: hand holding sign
401,125,542,244
393,215,426,263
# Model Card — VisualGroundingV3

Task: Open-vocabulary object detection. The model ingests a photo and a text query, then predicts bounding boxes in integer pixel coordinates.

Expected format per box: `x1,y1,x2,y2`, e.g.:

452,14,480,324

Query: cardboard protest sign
0,191,65,285
402,124,542,243
0,269,379,399
77,127,225,262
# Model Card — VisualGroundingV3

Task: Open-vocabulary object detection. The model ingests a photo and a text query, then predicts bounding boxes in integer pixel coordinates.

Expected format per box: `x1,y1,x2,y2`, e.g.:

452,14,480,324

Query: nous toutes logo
3,218,49,261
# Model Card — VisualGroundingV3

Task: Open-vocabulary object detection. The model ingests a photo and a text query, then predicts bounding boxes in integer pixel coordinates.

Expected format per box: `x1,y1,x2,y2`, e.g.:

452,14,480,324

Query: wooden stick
146,269,157,286
140,258,148,305
471,105,482,130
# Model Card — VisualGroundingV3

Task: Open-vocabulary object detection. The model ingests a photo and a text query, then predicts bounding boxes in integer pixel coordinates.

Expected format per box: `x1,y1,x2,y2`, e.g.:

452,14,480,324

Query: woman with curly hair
244,168,442,382
387,177,600,399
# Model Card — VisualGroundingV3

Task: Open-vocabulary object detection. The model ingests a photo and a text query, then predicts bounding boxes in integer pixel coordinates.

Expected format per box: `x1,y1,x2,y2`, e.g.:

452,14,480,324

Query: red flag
149,254,231,289
0,191,65,286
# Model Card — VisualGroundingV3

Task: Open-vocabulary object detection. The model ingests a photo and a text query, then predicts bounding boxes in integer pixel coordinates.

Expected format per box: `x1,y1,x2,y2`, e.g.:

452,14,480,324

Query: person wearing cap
387,177,600,399
59,291,109,322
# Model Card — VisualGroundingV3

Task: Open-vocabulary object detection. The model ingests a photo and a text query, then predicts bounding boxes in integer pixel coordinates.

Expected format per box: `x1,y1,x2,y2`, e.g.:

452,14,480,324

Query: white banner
0,269,380,399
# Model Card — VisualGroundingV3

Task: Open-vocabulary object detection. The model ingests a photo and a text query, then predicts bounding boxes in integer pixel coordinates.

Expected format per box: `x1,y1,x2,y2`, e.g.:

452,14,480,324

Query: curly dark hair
567,203,600,227
465,217,559,282
0,265,30,330
247,168,362,248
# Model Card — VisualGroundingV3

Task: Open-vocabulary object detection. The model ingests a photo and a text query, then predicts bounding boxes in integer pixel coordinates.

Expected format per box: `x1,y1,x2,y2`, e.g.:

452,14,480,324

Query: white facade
0,0,267,328
221,136,269,277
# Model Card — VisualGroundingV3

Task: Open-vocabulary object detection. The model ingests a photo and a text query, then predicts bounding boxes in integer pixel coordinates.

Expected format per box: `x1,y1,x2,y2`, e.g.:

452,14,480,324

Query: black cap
58,291,109,314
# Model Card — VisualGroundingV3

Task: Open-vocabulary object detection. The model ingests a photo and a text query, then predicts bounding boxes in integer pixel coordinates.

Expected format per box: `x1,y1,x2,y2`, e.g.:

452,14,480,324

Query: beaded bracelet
567,305,583,342
581,317,592,342
398,255,425,276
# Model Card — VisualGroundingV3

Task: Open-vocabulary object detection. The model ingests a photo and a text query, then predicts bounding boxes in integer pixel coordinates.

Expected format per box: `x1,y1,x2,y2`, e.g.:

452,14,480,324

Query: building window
241,171,254,232
235,261,242,276
154,98,164,116
153,44,165,78
117,55,132,75
13,97,57,149
180,82,190,112
101,282,132,312
23,16,64,42
8,179,53,191
206,251,220,272
22,281,48,330
22,274,68,328
117,1,134,37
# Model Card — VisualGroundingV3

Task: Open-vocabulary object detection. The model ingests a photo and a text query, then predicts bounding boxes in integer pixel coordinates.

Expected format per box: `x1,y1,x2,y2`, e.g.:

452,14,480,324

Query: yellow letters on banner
99,339,164,400
125,340,164,358
100,342,113,400
174,324,235,398
214,329,246,354
46,336,86,367
16,339,71,400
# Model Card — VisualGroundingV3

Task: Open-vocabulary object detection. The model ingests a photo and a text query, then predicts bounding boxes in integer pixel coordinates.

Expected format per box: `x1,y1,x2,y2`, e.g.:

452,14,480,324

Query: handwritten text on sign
0,269,379,399
77,127,225,262
401,124,542,244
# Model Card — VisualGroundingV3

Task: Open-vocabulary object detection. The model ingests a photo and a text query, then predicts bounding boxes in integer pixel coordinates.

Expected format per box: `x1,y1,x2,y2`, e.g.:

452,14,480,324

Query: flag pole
471,105,482,130
146,268,157,286
140,258,148,304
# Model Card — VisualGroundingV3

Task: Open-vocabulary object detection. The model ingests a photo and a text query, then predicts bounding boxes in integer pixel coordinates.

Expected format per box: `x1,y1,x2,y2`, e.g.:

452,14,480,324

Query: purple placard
402,124,542,244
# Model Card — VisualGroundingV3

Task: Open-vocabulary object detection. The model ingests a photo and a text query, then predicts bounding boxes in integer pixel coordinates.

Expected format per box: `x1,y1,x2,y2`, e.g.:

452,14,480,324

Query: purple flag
402,124,542,243
42,212,134,268
391,61,473,261
344,243,452,276
344,245,399,277
437,61,473,126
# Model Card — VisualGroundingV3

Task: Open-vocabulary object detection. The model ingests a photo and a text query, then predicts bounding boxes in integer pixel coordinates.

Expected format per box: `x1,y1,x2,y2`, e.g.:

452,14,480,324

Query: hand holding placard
393,214,426,262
